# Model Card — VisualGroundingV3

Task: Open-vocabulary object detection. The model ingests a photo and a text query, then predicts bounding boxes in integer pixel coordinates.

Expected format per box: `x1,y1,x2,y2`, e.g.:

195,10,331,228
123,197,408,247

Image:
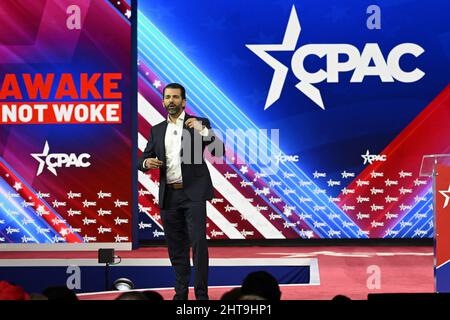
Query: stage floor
0,246,434,300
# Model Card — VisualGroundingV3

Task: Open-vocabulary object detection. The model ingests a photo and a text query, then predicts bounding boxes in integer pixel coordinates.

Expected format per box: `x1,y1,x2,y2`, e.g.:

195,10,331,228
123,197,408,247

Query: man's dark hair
163,83,186,100
241,271,281,300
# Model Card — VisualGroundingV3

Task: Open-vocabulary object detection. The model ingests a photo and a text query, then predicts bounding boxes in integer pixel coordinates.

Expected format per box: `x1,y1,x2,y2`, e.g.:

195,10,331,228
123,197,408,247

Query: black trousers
160,188,209,300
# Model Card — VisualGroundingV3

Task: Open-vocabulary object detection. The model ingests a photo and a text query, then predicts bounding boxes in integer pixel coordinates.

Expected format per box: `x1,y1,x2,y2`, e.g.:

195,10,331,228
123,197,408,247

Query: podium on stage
420,154,450,293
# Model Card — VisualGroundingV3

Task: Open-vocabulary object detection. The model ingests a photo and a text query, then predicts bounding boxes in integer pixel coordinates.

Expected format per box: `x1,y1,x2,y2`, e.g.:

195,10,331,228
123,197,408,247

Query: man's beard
166,103,182,115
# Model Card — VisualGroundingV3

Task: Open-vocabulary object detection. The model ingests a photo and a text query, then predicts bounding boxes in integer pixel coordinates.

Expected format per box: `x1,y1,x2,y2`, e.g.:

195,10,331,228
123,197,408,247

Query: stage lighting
113,278,134,291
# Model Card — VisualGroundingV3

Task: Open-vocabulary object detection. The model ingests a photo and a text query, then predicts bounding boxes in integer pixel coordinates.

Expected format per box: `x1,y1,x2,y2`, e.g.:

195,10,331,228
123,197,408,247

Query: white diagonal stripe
137,171,164,230
206,162,284,238
206,203,245,239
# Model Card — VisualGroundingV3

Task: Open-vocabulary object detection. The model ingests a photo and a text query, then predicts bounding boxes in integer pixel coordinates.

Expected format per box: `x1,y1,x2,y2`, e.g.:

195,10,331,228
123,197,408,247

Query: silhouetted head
220,287,242,300
239,294,266,300
332,294,351,302
42,286,78,301
142,290,164,301
241,271,281,300
115,291,148,300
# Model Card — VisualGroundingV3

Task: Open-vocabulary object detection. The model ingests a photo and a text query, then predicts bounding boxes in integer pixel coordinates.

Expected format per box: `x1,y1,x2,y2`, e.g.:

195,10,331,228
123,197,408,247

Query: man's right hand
144,158,163,169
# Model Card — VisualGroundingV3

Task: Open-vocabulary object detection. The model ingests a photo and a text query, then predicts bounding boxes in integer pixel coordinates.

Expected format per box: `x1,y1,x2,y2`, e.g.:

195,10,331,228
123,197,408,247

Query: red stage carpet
1,246,434,300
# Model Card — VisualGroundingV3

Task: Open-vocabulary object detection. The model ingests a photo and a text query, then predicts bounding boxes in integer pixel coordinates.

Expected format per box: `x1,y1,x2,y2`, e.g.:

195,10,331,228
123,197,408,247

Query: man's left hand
185,118,204,132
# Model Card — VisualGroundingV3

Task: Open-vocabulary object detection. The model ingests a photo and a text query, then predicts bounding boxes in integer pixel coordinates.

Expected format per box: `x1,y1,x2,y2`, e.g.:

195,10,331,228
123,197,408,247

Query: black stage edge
139,238,432,247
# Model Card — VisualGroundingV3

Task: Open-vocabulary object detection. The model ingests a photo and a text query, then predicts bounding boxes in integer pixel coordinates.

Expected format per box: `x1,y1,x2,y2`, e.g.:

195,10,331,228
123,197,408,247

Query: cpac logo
269,196,282,204
269,213,282,220
328,213,339,220
385,212,398,220
247,6,425,110
327,179,340,187
114,217,128,225
357,196,370,203
269,180,282,187
211,198,224,204
341,188,355,195
313,188,326,195
275,154,299,164
342,222,354,228
224,172,238,179
298,180,312,187
298,213,312,220
255,187,270,196
254,172,268,180
256,205,269,212
313,221,327,228
67,209,81,216
328,196,340,203
284,221,298,229
240,229,254,237
362,150,387,165
224,205,237,212
328,230,341,237
84,235,97,242
299,229,314,239
356,179,370,187
342,204,355,211
358,230,370,237
31,141,91,176
328,213,339,219
240,180,253,187
98,226,112,234
210,230,224,238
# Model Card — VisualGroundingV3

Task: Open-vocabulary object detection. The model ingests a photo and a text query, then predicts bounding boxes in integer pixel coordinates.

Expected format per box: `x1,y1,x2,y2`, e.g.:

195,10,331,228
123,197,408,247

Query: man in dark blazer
138,83,219,300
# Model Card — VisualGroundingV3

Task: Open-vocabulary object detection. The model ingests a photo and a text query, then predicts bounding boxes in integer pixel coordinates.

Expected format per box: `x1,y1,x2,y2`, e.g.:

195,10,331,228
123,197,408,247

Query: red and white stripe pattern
138,92,290,240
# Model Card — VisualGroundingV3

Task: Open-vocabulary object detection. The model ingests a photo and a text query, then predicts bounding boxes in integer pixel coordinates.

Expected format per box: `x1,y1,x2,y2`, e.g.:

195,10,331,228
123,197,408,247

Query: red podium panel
436,164,450,292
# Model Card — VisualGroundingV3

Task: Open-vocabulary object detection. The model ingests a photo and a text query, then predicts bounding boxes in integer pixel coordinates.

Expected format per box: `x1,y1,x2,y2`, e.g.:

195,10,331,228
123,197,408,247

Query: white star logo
138,204,150,214
361,150,371,165
439,185,450,209
124,9,131,19
13,182,22,191
153,230,161,238
139,221,150,229
31,141,56,176
240,165,248,174
153,80,161,88
246,6,324,110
